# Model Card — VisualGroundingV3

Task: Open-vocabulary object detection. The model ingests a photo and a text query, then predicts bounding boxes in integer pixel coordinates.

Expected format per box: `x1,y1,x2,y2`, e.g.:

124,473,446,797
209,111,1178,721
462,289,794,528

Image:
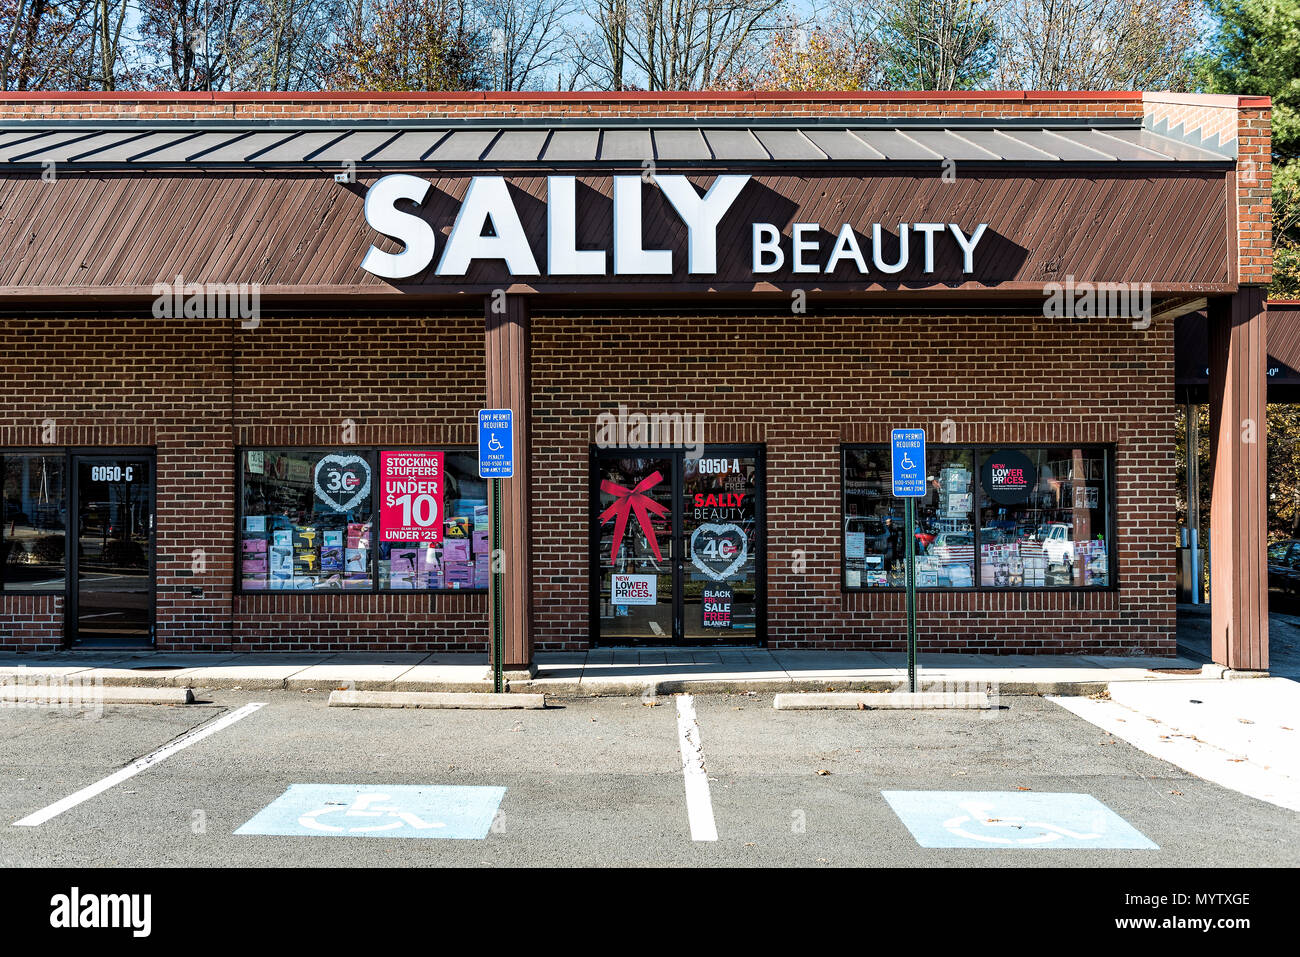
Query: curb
517,677,1110,697
0,671,1197,699
328,689,547,709
0,685,194,705
773,691,992,710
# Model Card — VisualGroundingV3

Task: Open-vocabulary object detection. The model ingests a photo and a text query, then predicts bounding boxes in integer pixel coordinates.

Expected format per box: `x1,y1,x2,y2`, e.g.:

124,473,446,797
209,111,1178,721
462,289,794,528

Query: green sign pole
904,496,917,693
491,476,504,694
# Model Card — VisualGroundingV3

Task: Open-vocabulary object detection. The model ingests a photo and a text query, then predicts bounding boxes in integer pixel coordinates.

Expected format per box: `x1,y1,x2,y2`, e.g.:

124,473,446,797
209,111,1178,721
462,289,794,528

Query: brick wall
231,312,487,652
0,311,231,651
0,308,488,653
530,309,1177,656
0,91,1148,123
1236,105,1274,287
3,305,1178,656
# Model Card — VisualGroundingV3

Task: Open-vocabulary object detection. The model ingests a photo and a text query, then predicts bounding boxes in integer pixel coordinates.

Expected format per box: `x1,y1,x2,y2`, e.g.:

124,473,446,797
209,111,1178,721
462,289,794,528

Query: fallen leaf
816,769,831,776
1015,786,1031,791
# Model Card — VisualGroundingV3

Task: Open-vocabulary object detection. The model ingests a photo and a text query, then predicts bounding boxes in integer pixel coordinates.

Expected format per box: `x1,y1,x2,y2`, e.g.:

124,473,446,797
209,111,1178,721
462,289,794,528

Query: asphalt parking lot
0,690,1296,868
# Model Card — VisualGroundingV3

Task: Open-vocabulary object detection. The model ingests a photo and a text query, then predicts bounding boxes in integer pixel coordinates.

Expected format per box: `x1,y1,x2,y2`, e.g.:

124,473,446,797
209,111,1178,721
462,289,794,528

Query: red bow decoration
600,470,667,565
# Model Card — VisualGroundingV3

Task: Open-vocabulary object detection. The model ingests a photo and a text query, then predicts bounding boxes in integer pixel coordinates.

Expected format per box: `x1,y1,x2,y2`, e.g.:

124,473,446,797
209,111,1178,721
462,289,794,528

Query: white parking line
674,694,718,842
12,702,266,827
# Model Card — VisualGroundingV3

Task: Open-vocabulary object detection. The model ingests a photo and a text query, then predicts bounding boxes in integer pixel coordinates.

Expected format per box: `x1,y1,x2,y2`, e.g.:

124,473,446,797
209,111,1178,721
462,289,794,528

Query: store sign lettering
360,174,988,280
702,585,733,628
611,573,657,605
313,455,372,513
693,492,745,509
979,449,1037,506
379,451,444,542
690,523,748,581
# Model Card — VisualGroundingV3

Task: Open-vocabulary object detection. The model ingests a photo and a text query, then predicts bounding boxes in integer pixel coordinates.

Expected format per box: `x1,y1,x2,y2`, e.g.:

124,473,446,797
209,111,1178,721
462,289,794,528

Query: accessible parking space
1,691,712,867
1,690,1297,867
688,693,1299,866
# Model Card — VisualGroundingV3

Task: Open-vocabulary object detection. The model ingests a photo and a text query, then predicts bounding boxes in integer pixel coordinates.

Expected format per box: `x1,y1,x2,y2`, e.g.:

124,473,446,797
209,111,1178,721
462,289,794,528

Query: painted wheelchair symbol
900,453,915,470
942,800,1103,846
298,792,446,834
487,433,503,452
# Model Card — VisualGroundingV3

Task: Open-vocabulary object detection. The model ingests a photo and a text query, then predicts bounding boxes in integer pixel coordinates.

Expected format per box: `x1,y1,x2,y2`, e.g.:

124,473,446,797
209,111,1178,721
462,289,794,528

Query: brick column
484,294,534,673
1206,289,1268,670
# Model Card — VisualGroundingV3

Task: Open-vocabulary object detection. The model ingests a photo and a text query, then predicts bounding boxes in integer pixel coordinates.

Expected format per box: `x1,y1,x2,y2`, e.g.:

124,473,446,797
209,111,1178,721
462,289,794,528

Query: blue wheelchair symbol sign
891,429,926,497
882,791,1157,849
235,784,506,840
478,409,514,478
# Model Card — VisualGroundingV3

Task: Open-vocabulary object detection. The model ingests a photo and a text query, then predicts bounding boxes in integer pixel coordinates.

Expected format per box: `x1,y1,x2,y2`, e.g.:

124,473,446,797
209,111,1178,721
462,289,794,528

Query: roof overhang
0,118,1234,170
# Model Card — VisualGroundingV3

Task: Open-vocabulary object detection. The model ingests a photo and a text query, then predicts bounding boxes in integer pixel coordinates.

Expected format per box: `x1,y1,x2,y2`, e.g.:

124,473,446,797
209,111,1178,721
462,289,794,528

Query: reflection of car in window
980,526,1013,546
845,516,889,554
1041,523,1075,565
1267,540,1300,595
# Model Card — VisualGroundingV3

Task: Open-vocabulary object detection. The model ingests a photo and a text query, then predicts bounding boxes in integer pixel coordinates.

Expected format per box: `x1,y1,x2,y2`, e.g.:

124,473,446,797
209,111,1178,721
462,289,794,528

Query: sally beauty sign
359,173,989,280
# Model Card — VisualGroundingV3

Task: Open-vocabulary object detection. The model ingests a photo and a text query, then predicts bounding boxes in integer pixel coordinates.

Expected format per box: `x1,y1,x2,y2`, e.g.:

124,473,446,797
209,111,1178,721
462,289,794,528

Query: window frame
234,445,487,596
839,443,1119,593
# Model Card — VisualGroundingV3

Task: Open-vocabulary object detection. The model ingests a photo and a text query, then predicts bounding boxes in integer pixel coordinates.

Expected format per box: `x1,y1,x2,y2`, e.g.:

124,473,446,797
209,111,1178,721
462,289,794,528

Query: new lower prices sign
611,573,656,605
379,451,444,542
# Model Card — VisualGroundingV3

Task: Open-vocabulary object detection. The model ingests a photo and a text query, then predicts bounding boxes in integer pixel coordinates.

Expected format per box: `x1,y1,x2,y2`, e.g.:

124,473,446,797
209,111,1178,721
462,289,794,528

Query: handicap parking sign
235,784,506,840
881,791,1157,849
891,429,926,497
478,409,514,478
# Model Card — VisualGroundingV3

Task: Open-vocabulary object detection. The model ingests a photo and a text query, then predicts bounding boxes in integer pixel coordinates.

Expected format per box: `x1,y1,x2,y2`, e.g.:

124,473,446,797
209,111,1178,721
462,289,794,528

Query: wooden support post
1207,289,1269,670
484,294,534,674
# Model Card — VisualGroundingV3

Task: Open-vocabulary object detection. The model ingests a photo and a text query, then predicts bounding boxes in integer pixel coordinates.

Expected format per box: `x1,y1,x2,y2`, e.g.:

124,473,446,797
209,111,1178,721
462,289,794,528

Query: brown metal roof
0,120,1234,168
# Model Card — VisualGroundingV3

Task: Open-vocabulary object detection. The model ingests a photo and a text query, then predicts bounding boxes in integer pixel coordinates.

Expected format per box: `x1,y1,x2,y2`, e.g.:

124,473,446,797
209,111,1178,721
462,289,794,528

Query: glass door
681,452,762,641
70,454,155,647
592,454,676,641
591,446,764,645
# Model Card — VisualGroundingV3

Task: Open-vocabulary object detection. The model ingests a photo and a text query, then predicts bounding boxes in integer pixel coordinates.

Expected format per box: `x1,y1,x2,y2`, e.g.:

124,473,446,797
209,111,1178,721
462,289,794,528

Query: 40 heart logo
689,523,748,581
314,454,372,512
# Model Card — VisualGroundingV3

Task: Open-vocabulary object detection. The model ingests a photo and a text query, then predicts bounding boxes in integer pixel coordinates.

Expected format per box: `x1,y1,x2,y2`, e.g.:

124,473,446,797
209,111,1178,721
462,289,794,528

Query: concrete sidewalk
0,646,1229,697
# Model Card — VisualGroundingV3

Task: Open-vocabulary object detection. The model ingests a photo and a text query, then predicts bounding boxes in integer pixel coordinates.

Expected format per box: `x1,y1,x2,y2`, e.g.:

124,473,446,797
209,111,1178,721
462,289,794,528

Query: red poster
379,451,444,543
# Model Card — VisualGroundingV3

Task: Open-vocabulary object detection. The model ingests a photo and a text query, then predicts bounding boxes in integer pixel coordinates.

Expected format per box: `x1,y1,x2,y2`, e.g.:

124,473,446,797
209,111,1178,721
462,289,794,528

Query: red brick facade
0,309,490,653
531,309,1175,656
2,305,1175,655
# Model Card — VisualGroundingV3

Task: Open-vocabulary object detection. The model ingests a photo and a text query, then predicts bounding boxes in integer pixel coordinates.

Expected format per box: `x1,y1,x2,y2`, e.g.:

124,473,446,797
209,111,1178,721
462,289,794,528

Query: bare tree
325,0,489,91
229,0,341,90
572,0,631,89
136,0,252,90
996,0,1197,90
633,0,784,89
82,0,132,89
1,0,97,89
573,0,783,90
738,12,883,89
478,0,574,90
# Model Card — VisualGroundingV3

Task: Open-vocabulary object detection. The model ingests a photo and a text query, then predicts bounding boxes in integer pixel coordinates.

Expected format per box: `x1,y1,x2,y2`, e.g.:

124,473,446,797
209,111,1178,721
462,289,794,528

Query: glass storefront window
237,447,486,594
2,453,68,591
378,451,487,590
240,449,375,591
843,445,1111,590
976,447,1111,588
